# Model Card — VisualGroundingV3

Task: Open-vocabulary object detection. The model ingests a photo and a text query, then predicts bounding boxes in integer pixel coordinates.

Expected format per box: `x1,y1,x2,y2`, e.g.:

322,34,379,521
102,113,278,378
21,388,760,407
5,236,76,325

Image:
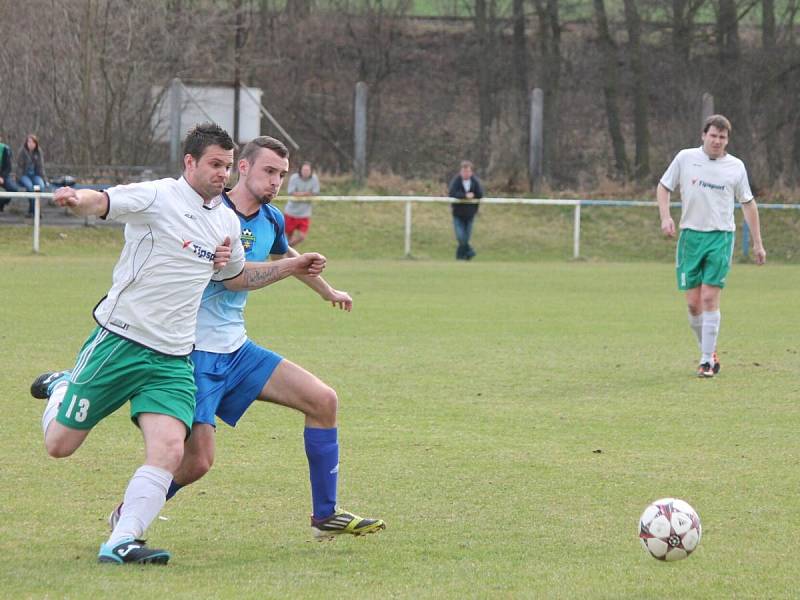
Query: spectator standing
448,160,484,260
17,134,48,216
284,161,319,247
0,135,20,212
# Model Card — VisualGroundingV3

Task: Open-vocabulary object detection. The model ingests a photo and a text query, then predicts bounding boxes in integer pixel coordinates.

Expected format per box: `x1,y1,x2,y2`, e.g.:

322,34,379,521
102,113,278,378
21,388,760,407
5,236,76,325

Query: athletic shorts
56,326,196,433
284,215,310,235
192,340,283,427
676,229,735,290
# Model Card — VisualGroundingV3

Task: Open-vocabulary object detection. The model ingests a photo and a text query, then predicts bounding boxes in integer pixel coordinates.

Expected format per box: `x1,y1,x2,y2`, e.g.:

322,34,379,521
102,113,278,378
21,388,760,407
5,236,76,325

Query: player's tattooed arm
224,254,326,291
243,262,282,288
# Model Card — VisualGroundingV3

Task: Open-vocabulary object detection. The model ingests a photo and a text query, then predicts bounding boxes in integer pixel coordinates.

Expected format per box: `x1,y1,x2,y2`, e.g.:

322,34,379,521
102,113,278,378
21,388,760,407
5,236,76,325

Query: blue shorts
192,340,283,427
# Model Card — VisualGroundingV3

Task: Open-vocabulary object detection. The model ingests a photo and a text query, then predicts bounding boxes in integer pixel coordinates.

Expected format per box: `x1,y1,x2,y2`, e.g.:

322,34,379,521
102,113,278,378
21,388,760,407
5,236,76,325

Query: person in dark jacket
448,160,484,260
17,133,48,216
0,136,20,212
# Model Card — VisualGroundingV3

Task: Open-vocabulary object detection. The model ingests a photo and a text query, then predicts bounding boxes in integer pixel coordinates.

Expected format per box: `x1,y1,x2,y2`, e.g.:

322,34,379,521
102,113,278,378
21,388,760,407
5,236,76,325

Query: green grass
1,234,799,597
2,199,798,263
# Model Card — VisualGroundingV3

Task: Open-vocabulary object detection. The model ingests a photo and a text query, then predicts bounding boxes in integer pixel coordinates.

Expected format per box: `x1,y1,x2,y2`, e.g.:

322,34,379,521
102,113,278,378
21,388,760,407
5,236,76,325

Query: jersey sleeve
212,216,246,281
311,174,320,194
270,208,289,255
735,169,754,203
105,181,159,223
659,151,683,192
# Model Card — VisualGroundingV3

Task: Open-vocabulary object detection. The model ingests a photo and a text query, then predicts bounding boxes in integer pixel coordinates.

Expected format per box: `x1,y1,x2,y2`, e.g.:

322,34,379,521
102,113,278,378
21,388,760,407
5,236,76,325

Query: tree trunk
474,0,495,168
762,0,783,181
623,0,649,180
512,0,529,183
533,0,562,180
716,0,754,172
593,0,629,179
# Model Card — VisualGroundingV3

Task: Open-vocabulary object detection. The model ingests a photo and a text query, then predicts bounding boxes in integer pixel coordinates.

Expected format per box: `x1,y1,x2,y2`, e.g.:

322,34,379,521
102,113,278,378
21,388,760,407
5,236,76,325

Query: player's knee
313,385,338,426
151,437,185,473
44,436,77,458
193,452,214,480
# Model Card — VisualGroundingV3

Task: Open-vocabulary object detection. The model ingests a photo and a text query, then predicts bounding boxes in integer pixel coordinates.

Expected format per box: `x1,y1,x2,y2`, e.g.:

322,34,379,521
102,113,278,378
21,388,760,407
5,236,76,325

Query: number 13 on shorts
64,394,91,423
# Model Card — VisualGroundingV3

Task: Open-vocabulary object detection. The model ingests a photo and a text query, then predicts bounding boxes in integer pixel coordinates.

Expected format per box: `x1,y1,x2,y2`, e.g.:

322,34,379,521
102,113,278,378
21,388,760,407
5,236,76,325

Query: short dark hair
703,114,732,135
460,160,474,170
182,123,236,162
240,136,290,165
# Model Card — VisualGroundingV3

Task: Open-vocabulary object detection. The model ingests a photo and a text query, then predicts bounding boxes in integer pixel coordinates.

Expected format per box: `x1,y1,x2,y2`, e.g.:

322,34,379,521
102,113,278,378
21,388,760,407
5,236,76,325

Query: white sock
687,312,703,351
41,380,68,436
701,310,721,364
108,465,173,545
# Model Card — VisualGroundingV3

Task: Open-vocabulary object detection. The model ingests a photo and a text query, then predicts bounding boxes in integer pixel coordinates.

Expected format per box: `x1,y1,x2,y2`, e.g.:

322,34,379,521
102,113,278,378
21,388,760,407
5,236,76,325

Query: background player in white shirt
657,114,766,377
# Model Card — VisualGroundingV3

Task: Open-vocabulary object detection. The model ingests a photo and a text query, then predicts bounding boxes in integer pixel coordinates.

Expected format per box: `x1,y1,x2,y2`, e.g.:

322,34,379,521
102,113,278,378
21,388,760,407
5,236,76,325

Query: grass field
1,225,798,598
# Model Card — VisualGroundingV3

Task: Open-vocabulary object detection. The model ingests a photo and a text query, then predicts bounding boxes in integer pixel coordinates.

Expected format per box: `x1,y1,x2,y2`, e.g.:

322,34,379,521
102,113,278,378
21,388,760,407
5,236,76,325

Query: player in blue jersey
34,137,383,540
120,136,383,539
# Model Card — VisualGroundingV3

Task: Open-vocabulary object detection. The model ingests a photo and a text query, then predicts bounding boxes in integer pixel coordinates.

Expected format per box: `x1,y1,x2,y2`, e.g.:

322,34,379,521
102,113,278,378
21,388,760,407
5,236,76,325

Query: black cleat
697,363,714,378
712,352,721,375
30,371,69,399
97,537,171,565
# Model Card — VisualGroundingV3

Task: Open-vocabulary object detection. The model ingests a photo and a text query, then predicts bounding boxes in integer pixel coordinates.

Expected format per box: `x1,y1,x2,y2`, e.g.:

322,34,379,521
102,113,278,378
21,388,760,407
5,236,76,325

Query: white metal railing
3,191,798,257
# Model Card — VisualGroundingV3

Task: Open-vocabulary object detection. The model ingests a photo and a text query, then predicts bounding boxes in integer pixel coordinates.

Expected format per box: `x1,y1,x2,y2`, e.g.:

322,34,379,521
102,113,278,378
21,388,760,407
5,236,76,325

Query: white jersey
93,176,246,356
660,147,753,232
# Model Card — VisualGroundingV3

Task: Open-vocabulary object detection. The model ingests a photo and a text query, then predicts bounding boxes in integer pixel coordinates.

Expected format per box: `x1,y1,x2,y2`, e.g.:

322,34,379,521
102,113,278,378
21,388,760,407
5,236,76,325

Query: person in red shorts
284,161,319,247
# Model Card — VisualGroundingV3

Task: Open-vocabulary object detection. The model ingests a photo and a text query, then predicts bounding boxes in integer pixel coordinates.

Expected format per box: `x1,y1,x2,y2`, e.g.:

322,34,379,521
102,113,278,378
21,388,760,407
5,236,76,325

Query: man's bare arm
741,200,766,265
223,253,326,292
273,247,352,311
657,183,675,237
53,187,108,217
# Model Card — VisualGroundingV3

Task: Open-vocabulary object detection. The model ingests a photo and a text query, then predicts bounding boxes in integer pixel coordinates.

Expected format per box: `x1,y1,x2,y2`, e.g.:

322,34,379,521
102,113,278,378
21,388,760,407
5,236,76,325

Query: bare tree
593,0,630,179
532,0,562,180
714,0,754,171
474,0,499,169
623,0,650,180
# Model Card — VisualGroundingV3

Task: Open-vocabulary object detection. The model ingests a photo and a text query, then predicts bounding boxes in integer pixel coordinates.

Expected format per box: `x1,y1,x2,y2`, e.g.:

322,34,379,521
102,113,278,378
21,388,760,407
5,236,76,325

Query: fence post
573,202,581,259
701,92,714,125
404,201,413,258
529,88,544,191
32,185,40,254
354,82,368,184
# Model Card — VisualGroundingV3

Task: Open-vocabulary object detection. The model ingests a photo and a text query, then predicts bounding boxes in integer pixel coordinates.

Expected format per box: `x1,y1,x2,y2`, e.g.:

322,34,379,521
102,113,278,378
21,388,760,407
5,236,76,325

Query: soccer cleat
108,502,123,531
697,362,714,378
711,352,721,375
97,536,171,565
311,508,386,540
30,371,69,399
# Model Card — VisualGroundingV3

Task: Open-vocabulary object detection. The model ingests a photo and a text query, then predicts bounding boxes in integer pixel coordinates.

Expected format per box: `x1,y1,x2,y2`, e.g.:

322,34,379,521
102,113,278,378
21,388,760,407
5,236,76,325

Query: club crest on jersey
181,239,216,262
241,228,256,251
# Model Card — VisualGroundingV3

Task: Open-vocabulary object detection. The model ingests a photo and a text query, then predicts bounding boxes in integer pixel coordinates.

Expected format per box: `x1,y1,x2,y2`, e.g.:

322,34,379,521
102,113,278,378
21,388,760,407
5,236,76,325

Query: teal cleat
98,537,171,565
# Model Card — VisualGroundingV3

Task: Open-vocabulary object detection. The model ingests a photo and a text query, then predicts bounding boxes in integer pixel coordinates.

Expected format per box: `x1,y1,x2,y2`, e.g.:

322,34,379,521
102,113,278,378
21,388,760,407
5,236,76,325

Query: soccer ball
639,498,702,561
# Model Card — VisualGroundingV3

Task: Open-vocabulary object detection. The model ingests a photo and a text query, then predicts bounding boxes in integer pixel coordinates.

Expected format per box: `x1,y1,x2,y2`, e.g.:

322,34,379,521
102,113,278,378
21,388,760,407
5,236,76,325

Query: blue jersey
194,192,289,353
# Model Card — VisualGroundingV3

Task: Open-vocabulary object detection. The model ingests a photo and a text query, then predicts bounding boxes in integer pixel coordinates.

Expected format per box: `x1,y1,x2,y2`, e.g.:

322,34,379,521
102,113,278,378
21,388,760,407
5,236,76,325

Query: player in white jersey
106,136,384,539
657,114,766,377
32,124,325,564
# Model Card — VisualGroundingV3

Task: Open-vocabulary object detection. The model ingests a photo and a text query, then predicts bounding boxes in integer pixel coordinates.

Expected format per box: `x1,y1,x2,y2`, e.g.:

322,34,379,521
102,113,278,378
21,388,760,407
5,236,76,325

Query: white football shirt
93,176,246,356
660,147,753,232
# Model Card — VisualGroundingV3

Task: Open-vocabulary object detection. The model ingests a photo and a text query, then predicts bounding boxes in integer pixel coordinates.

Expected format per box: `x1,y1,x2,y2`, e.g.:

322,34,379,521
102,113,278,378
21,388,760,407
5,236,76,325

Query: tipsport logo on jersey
241,228,256,251
181,239,217,262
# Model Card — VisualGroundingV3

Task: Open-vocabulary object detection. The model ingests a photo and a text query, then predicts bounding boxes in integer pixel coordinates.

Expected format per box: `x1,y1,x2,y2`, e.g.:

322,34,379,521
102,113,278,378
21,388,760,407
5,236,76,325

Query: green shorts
56,327,196,433
676,229,735,291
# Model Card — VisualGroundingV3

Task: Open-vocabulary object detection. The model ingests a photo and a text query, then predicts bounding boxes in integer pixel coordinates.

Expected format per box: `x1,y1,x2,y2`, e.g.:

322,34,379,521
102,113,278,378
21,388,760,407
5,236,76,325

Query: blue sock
304,427,338,520
165,480,183,501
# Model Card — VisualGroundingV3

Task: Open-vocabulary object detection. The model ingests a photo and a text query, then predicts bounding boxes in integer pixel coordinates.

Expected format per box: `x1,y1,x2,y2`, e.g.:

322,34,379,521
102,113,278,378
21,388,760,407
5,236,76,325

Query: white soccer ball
639,498,702,561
